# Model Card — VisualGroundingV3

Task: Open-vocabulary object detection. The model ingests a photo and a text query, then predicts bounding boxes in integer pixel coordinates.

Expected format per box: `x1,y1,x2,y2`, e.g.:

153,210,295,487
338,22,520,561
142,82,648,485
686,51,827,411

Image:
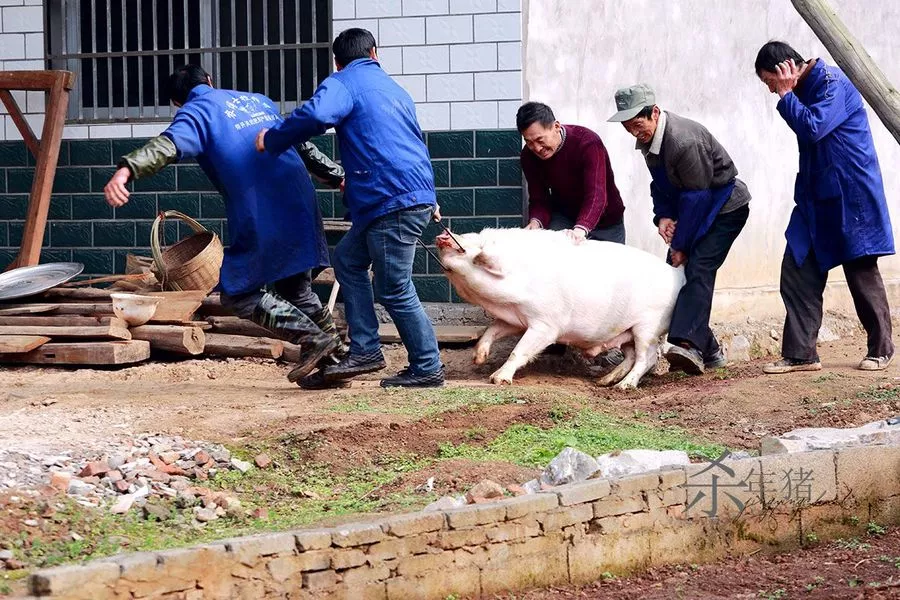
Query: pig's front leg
490,326,557,385
474,320,524,365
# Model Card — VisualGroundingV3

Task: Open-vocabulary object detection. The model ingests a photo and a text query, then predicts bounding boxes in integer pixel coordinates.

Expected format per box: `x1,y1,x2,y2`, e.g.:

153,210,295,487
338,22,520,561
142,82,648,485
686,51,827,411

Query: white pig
436,228,686,389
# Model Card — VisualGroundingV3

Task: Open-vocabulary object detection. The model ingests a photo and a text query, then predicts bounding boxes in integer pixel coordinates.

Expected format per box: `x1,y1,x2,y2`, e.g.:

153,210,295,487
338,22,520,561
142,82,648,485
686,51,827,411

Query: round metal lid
0,262,85,301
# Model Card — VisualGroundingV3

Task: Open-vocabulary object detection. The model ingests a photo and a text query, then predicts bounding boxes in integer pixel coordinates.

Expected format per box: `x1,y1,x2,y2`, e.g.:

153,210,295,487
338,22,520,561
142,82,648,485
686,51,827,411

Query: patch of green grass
327,387,525,418
813,373,844,383
856,385,900,403
436,408,726,467
758,588,786,599
805,576,825,591
835,537,871,551
867,521,887,536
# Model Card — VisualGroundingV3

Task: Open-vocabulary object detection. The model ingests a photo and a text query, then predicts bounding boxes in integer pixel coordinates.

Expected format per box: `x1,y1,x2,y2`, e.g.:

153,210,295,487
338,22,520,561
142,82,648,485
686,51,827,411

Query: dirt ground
1,331,897,462
489,527,900,599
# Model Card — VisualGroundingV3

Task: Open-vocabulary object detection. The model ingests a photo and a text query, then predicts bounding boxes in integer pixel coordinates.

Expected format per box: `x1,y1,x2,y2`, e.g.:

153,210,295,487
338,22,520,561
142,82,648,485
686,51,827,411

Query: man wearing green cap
609,84,750,376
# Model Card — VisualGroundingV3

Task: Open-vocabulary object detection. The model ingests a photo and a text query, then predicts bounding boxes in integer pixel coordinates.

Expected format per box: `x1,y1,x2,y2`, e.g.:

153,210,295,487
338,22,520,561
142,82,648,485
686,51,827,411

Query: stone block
303,570,339,590
30,562,121,598
367,534,434,561
569,532,650,584
320,582,388,600
396,551,454,577
649,521,721,567
386,566,480,600
331,548,368,570
758,450,836,507
480,544,568,595
836,445,900,502
266,556,301,583
592,494,647,518
226,532,297,565
444,501,506,529
503,492,559,519
332,523,385,547
612,472,660,497
659,467,687,489
435,527,488,549
682,457,761,519
156,546,230,596
484,518,541,542
381,512,445,537
295,529,334,551
798,504,861,544
340,564,392,585
539,503,593,531
296,550,332,572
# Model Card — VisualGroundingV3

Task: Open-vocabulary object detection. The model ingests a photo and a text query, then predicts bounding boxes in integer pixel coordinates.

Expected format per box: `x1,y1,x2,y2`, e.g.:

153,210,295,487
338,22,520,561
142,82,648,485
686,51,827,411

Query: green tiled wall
0,129,524,303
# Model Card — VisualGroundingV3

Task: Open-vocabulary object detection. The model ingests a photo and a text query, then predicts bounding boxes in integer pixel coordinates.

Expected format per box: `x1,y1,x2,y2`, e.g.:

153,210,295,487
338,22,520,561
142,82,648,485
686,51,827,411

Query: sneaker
858,355,894,371
298,369,352,390
763,358,822,374
665,345,705,375
322,350,387,382
380,366,445,388
704,348,728,370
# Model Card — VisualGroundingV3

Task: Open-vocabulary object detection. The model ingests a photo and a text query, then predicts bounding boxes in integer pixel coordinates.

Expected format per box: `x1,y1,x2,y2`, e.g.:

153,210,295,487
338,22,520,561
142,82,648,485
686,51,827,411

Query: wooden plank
41,287,115,301
378,324,486,344
0,315,112,327
197,293,234,317
322,220,351,232
14,72,71,268
205,316,274,338
0,335,50,353
146,291,206,322
0,302,113,315
0,319,131,340
0,304,58,316
130,325,205,355
1,340,150,365
203,333,283,360
0,71,75,92
0,90,39,156
313,268,335,285
61,273,150,287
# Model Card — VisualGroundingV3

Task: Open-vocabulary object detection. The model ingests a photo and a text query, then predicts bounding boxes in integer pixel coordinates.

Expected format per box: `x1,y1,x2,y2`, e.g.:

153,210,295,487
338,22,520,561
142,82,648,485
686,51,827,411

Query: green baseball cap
607,83,656,122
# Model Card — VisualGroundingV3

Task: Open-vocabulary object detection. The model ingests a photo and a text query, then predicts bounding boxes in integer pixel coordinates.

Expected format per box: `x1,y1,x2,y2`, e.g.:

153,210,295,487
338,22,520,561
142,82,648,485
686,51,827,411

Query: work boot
762,358,822,374
322,350,387,382
380,366,445,388
665,344,705,375
298,369,352,390
309,306,347,361
250,292,340,382
704,348,728,370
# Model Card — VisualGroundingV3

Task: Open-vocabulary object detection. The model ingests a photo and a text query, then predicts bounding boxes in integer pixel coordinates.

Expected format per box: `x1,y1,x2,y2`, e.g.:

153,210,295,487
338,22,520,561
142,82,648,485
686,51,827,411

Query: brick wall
0,129,524,302
24,444,900,599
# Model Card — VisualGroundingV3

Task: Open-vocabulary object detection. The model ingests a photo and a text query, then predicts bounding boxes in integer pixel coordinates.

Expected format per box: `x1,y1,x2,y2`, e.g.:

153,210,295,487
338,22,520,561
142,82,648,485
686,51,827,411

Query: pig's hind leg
615,334,659,390
490,325,558,385
596,343,636,386
474,320,524,365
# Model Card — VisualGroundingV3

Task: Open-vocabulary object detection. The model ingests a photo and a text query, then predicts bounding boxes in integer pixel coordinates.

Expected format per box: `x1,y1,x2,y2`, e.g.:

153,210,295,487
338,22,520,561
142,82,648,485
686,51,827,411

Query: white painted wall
523,0,900,298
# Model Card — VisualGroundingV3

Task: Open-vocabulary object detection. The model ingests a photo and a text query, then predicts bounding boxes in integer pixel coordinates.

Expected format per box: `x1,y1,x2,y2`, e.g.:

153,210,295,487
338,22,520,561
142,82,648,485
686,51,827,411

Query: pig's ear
473,249,504,277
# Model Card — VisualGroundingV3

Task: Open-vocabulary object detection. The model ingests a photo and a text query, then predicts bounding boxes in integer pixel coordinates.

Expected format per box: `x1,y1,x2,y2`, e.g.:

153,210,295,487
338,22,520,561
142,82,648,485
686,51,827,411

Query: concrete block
2,6,41,32
426,14,473,44
450,101,498,129
592,494,647,518
379,17,425,45
758,450,837,507
450,42,497,72
402,0,449,16
474,12,520,42
554,478,611,506
403,44,449,74
504,493,559,519
427,73,473,102
386,566,480,600
382,511,446,537
0,33,24,59
497,41,521,70
332,523,385,547
837,445,900,502
444,501,506,528
475,70,520,100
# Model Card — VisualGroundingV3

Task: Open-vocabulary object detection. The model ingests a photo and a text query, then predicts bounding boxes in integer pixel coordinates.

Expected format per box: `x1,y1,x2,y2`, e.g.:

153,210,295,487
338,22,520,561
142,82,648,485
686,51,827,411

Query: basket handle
150,210,210,291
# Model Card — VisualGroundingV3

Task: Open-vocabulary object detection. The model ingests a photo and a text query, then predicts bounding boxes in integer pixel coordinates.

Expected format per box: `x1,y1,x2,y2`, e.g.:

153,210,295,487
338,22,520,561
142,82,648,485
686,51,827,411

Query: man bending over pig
609,84,750,375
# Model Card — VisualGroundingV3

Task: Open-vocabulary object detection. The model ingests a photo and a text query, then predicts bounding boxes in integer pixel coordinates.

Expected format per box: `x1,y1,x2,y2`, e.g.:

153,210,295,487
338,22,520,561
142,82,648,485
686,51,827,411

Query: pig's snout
435,232,453,249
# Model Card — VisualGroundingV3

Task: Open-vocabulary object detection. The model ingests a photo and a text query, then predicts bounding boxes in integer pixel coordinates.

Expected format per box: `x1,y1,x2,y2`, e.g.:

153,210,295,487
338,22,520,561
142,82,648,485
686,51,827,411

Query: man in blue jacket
104,65,345,385
756,41,895,374
257,28,443,389
610,84,750,376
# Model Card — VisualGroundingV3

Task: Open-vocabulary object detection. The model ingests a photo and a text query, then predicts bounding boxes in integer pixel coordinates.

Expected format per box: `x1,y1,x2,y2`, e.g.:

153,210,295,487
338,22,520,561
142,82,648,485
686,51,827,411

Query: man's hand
773,59,802,98
433,204,442,221
339,179,345,194
657,217,676,244
255,128,268,153
565,228,587,244
670,249,687,268
524,218,543,230
104,167,132,208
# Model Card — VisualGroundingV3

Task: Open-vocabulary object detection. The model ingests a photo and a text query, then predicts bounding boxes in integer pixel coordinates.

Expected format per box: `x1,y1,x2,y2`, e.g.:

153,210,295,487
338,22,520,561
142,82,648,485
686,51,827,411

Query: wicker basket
150,210,224,294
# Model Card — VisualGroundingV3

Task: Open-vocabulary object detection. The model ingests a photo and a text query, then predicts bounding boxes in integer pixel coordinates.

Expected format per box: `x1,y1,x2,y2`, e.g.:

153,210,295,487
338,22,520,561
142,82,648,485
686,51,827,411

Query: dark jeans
668,205,749,359
333,205,441,375
220,270,322,319
780,249,894,361
547,213,626,244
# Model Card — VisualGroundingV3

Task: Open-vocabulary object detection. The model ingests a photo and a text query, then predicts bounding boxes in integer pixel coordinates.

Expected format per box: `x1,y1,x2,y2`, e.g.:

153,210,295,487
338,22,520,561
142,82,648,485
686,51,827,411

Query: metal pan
0,263,85,301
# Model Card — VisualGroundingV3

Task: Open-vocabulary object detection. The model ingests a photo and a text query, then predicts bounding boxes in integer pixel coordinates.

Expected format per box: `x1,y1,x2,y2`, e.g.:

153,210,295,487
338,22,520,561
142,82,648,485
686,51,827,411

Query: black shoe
704,348,727,369
380,367,445,388
322,350,387,382
594,348,625,369
249,293,340,382
545,343,567,356
665,345,705,375
298,369,352,390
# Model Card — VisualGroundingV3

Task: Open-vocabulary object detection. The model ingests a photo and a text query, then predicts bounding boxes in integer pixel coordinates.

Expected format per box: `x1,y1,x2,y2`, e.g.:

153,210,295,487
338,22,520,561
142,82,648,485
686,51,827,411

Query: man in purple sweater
518,102,626,244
